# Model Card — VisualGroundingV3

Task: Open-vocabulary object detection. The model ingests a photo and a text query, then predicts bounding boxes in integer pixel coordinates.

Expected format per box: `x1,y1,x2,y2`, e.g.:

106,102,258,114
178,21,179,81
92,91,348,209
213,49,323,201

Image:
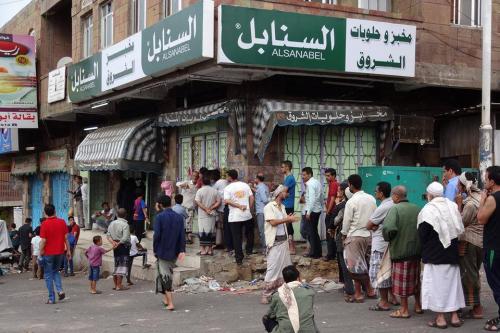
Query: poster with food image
0,34,37,128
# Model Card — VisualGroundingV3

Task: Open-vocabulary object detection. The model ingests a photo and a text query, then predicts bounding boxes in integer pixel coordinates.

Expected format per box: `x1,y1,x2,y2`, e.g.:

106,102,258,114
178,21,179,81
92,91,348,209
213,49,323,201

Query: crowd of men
2,158,500,332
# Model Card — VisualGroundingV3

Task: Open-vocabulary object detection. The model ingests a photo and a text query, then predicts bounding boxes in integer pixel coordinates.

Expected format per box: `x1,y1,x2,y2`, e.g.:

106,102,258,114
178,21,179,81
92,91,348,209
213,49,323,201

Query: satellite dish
57,57,72,69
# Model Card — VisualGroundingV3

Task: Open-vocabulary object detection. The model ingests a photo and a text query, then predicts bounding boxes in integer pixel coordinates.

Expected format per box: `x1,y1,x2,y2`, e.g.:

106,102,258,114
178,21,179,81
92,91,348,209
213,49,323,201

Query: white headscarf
418,192,464,249
272,185,287,201
277,281,302,333
459,172,480,194
0,220,12,252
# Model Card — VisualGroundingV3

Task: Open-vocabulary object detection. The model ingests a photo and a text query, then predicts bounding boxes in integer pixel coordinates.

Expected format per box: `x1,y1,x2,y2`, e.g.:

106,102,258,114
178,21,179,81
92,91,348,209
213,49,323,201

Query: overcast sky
0,0,31,30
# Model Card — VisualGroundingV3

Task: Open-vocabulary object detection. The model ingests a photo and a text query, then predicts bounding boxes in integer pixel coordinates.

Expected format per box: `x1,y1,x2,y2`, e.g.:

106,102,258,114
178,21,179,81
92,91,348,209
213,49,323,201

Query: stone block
214,269,239,283
208,262,224,275
237,265,253,281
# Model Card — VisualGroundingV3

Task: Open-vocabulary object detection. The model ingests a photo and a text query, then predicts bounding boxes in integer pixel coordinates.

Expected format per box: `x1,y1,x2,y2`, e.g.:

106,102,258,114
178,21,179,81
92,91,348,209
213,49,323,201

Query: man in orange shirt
39,204,71,304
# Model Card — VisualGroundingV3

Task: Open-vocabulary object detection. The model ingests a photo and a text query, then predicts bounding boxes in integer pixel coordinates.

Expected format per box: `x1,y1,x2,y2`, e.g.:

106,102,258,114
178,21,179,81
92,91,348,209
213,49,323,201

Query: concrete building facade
0,0,499,231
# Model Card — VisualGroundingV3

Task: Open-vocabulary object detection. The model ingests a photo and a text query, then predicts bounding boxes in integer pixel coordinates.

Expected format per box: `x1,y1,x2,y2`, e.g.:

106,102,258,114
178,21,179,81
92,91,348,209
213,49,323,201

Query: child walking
126,229,150,286
31,227,43,279
85,235,112,294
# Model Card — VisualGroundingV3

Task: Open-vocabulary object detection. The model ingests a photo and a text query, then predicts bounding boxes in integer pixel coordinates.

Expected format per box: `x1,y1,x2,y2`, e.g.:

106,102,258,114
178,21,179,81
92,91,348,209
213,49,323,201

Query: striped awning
75,118,162,173
157,100,248,157
253,99,393,162
157,102,231,127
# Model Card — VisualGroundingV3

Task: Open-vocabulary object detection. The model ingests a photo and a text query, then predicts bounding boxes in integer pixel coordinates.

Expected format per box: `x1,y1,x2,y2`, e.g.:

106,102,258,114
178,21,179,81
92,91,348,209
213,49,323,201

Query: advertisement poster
0,33,37,128
0,128,19,154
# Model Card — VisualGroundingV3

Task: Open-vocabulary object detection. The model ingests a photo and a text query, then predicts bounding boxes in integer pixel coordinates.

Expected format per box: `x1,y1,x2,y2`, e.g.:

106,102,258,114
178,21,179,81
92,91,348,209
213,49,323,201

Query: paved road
0,271,496,333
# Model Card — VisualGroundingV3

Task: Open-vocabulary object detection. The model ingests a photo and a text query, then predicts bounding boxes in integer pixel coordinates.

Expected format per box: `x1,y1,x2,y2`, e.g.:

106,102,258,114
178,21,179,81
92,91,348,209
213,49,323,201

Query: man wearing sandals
418,182,465,329
366,181,395,312
341,174,376,302
107,208,131,291
478,166,500,332
382,186,423,319
153,195,186,311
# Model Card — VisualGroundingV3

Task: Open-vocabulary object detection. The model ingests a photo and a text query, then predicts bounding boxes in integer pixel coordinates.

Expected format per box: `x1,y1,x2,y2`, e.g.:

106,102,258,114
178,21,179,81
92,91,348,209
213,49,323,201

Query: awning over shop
253,99,393,162
75,118,162,173
11,154,37,176
157,102,231,127
157,100,248,157
40,149,68,173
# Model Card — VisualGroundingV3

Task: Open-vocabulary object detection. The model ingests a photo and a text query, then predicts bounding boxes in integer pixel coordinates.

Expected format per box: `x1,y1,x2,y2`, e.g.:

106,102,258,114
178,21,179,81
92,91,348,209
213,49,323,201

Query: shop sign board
102,33,145,91
141,0,214,76
218,5,416,78
39,149,68,173
11,154,37,175
47,66,66,103
218,5,345,72
345,18,416,77
67,53,102,103
0,33,38,128
68,0,214,103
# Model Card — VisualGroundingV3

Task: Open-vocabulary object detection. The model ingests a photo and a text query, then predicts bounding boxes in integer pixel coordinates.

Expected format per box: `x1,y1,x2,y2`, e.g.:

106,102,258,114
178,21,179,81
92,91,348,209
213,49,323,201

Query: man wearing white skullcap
418,181,465,328
426,182,444,198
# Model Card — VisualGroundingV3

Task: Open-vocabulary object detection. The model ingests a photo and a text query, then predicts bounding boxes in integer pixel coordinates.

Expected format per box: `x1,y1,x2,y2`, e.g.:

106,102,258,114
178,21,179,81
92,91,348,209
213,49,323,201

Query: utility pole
479,0,493,180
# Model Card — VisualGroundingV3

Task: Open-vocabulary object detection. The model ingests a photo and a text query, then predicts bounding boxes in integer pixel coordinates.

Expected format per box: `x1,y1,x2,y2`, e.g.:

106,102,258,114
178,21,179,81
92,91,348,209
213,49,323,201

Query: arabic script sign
39,149,68,173
48,66,66,103
0,34,38,128
218,6,416,78
67,53,102,103
142,0,213,76
102,33,145,91
218,5,346,71
11,153,37,175
345,18,416,77
67,0,214,104
274,109,392,126
158,103,227,127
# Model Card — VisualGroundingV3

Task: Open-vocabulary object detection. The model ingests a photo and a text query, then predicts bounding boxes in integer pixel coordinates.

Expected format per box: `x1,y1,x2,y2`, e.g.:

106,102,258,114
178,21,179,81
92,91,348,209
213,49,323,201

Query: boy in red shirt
39,204,71,304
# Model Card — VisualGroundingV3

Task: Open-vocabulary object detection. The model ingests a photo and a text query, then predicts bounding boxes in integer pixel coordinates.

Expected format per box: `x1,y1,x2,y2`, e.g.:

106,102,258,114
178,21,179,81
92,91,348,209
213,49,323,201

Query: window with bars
284,125,377,208
358,0,391,11
453,0,481,26
132,0,147,33
178,132,228,181
82,15,93,58
100,2,113,49
163,0,182,17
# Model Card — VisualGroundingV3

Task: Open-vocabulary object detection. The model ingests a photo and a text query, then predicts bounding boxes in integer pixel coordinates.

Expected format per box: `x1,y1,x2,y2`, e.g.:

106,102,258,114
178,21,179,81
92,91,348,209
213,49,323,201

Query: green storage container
358,166,479,208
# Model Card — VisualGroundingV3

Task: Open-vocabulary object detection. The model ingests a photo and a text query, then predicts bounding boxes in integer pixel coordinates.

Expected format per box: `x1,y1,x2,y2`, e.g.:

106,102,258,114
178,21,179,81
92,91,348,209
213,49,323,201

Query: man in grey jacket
107,208,131,291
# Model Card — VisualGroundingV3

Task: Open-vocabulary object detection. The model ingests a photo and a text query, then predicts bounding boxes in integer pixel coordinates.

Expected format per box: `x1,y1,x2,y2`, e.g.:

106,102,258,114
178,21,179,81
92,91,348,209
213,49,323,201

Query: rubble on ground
178,273,343,295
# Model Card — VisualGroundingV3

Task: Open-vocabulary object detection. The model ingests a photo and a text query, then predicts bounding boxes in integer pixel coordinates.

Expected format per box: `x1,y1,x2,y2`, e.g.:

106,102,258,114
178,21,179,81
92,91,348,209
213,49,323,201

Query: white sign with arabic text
101,33,145,91
0,111,38,128
47,67,66,103
345,18,416,77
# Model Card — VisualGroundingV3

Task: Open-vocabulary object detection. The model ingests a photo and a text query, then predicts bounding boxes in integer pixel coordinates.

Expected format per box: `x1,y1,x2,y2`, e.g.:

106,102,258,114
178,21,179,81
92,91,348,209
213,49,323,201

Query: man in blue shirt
153,195,185,311
281,160,297,255
443,159,461,202
254,173,270,254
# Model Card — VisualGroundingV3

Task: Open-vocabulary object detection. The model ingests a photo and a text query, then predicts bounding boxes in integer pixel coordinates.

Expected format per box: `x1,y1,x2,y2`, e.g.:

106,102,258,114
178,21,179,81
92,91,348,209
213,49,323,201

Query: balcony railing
0,172,22,205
